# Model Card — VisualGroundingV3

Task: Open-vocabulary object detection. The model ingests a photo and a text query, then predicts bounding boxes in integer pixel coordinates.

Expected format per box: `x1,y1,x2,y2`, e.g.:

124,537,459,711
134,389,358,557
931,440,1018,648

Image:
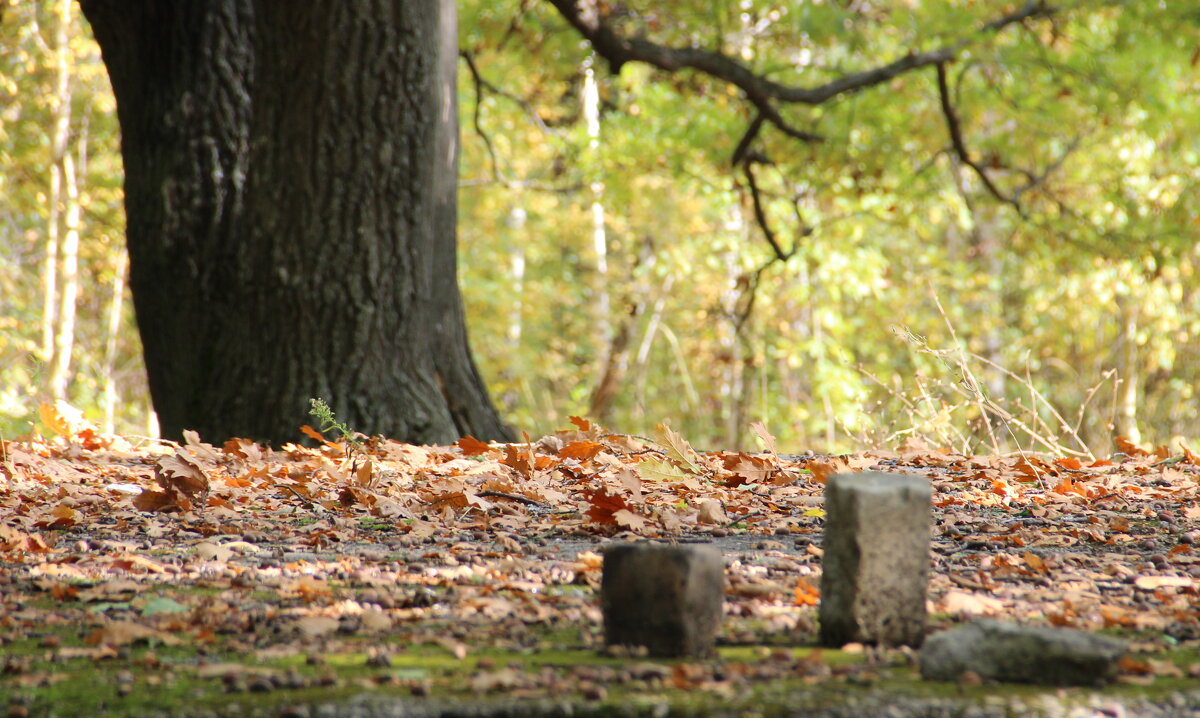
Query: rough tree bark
79,0,512,445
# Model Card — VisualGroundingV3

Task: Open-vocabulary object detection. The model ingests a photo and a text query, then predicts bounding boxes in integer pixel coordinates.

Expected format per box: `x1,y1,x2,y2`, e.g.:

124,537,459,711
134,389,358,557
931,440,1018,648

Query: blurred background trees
4,0,1198,455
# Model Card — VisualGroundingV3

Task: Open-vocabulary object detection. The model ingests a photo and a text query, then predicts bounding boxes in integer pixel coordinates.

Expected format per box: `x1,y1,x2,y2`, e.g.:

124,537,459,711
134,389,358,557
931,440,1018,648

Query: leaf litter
1,404,1199,711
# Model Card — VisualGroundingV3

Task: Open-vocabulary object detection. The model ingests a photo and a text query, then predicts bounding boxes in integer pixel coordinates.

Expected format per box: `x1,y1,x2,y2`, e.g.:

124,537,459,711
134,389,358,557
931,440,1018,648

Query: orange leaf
39,401,71,437
1180,440,1200,466
794,580,820,606
1053,457,1083,470
502,444,535,477
806,459,841,484
1114,436,1150,457
300,424,325,442
1022,551,1047,574
457,435,492,456
569,416,594,432
559,440,603,461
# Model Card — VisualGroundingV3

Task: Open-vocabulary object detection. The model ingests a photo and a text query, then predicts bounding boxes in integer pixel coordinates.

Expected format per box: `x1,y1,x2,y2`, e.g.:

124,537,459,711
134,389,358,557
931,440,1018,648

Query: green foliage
308,398,365,454
456,0,1200,453
5,1,1199,453
0,0,144,436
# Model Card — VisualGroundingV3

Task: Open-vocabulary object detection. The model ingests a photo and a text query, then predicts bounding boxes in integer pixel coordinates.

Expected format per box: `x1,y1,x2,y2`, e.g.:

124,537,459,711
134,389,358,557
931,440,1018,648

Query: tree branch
742,161,792,263
730,112,765,167
936,61,1083,213
546,0,1052,108
459,50,582,193
934,61,1016,209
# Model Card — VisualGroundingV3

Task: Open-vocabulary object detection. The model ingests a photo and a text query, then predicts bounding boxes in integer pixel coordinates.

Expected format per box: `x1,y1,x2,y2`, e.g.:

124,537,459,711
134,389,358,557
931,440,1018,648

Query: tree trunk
79,0,511,445
102,247,128,433
41,0,73,363
48,151,81,400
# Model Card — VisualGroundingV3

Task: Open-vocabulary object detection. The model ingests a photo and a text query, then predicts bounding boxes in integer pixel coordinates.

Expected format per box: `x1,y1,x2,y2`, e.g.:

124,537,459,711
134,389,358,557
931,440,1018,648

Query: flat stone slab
819,472,932,647
600,542,724,658
919,619,1128,686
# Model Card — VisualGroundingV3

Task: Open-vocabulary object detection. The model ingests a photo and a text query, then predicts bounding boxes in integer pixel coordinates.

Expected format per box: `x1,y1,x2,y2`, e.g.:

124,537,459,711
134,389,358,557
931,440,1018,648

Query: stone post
818,472,931,647
601,543,724,658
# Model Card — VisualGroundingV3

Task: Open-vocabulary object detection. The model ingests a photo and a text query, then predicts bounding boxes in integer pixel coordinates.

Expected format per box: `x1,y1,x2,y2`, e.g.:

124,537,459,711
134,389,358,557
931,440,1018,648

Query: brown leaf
805,459,841,484
223,437,265,462
613,509,646,531
722,453,774,487
569,416,595,432
502,444,535,477
584,488,629,525
132,489,180,512
1114,435,1150,457
155,450,209,500
697,499,728,525
36,403,66,437
1054,456,1083,470
456,435,493,456
616,467,642,502
84,621,179,648
1180,440,1200,466
183,430,221,462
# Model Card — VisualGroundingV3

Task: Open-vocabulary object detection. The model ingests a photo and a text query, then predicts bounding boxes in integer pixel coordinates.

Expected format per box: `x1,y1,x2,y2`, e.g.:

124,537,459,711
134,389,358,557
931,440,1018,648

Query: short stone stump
600,542,724,658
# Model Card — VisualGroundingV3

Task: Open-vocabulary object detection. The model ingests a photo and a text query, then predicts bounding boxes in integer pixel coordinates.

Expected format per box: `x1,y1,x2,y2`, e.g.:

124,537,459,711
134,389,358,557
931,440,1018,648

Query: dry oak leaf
502,443,554,476
654,423,705,475
155,450,210,500
559,440,604,461
183,429,222,462
697,499,728,525
613,508,646,531
84,620,180,648
457,435,493,456
584,487,630,525
750,421,778,455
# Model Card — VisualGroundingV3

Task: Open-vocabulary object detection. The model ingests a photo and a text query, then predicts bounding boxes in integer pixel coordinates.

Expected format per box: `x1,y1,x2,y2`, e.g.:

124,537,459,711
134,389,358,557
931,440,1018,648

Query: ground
1,410,1198,717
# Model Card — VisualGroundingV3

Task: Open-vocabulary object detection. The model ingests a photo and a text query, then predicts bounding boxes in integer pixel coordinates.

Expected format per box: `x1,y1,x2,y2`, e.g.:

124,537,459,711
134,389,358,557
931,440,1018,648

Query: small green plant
308,397,366,454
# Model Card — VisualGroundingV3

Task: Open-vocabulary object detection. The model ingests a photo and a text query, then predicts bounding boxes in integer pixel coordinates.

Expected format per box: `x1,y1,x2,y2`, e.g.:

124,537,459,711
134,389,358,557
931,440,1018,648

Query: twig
458,50,583,193
477,490,550,508
280,485,324,513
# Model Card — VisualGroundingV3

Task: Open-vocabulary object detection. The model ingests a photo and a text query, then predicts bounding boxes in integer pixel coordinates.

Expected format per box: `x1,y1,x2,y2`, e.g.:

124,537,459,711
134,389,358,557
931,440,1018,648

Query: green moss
5,620,1198,718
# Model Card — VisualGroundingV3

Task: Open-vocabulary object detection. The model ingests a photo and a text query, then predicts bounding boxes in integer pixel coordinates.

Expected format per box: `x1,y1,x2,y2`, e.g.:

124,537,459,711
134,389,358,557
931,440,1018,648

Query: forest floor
2,411,1199,717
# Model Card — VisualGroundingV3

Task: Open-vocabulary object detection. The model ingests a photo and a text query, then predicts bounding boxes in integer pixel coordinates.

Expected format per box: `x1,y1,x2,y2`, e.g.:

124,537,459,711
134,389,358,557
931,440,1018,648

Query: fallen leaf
155,450,209,500
457,436,492,456
584,488,630,525
1133,575,1193,590
750,422,777,455
654,423,705,475
613,509,646,531
559,440,604,461
84,620,179,647
697,499,728,525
